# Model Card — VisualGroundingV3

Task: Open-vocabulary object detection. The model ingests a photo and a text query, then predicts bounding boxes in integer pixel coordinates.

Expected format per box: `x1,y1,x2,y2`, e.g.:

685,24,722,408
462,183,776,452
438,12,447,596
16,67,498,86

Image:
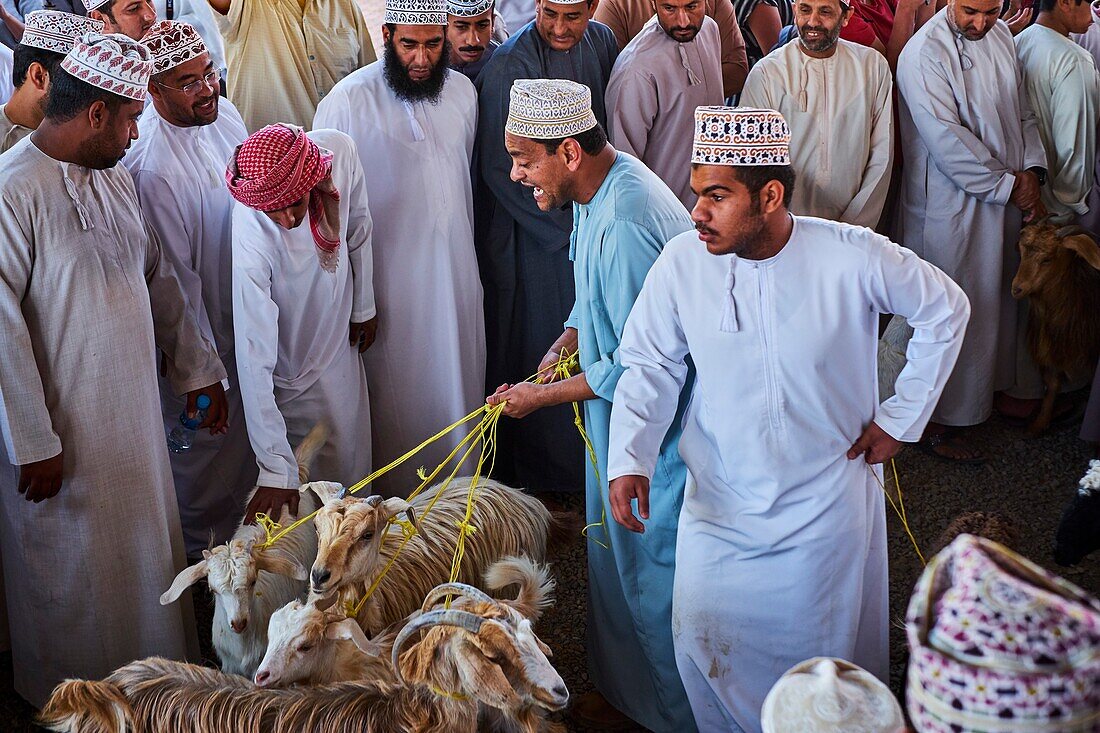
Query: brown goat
1011,222,1100,433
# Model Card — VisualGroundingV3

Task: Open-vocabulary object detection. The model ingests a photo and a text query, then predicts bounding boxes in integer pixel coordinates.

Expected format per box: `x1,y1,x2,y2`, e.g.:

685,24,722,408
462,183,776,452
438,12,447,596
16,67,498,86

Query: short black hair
730,164,796,208
12,44,63,88
1035,0,1086,11
44,67,126,122
539,123,608,156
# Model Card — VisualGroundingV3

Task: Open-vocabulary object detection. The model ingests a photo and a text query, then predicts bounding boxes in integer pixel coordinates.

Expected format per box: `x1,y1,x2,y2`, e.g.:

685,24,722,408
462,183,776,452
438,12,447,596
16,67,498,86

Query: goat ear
536,637,553,657
304,481,346,506
1061,234,1100,271
256,549,309,580
324,618,377,654
380,497,412,521
161,560,208,605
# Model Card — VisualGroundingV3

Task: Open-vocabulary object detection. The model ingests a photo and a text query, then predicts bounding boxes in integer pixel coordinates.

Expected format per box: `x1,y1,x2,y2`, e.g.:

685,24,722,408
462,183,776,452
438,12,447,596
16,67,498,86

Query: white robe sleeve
605,67,659,162
607,252,691,481
1046,58,1099,216
840,59,894,228
1017,55,1049,173
737,64,774,111
342,150,376,323
232,215,298,489
0,197,61,464
865,236,971,441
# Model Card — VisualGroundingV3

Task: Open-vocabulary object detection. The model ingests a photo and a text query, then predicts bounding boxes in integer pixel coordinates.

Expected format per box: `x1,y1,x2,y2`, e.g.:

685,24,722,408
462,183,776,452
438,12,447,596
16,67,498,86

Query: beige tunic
224,0,376,132
0,104,32,154
0,137,225,706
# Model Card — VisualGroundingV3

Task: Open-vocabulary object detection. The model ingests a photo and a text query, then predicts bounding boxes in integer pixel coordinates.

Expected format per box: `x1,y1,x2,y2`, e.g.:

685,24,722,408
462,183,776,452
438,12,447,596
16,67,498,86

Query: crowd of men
0,0,1097,729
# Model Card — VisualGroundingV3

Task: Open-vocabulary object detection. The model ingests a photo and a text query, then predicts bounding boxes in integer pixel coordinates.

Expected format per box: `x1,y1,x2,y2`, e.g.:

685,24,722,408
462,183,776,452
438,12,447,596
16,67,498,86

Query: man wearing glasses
124,20,258,560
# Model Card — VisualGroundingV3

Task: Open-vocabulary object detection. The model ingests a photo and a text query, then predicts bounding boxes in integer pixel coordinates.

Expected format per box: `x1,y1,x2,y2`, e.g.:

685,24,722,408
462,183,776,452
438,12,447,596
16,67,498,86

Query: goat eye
297,643,313,652
359,531,373,542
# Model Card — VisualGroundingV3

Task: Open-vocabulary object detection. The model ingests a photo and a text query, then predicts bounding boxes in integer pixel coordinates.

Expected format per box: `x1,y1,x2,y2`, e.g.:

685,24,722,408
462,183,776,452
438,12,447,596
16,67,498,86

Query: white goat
308,478,557,636
160,424,326,678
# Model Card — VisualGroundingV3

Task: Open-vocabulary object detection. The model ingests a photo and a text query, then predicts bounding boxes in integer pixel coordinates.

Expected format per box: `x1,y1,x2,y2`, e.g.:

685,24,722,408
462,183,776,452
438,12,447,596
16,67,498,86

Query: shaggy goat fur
929,511,1021,557
309,478,555,635
1011,222,1100,433
160,424,326,677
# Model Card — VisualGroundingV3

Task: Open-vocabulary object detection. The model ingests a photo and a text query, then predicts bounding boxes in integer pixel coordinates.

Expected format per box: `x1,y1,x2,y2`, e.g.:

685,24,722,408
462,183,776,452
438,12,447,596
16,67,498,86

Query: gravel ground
3,409,1099,732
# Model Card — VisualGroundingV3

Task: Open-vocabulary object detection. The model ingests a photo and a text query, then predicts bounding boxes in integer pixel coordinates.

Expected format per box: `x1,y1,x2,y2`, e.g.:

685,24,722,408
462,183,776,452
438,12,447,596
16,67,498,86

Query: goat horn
365,494,383,507
336,486,350,500
391,609,487,679
420,583,501,613
1028,214,1055,228
1056,225,1096,239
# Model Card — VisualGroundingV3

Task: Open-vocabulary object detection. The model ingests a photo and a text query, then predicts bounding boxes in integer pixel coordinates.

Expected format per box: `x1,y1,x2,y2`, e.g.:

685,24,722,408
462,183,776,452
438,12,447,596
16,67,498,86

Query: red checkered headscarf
226,124,341,272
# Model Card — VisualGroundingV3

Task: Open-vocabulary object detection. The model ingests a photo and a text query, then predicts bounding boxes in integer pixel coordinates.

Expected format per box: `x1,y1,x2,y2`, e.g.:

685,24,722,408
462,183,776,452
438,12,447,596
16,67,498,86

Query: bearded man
314,0,485,495
1,10,103,152
0,33,228,705
605,0,724,208
741,0,894,229
897,0,1047,461
124,21,256,554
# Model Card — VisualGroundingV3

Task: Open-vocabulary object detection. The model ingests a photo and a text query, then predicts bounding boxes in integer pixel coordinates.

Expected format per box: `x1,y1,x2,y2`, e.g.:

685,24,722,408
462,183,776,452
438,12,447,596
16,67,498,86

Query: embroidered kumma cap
21,11,104,55
81,0,112,13
761,658,904,733
505,78,597,141
692,106,791,166
906,534,1100,733
61,32,153,102
447,0,493,15
142,20,208,75
385,0,449,25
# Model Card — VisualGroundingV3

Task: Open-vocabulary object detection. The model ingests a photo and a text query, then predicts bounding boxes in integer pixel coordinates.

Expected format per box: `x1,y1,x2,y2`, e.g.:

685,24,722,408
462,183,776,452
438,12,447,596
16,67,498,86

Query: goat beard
383,37,451,104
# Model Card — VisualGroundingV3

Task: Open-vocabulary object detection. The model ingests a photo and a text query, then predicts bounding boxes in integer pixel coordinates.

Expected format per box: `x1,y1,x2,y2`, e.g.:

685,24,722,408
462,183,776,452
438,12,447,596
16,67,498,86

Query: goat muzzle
230,618,248,633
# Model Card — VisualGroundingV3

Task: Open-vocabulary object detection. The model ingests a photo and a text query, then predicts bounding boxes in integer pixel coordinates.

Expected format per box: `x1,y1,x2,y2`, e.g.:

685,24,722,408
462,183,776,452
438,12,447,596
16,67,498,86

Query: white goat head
392,605,569,716
309,489,416,597
253,594,383,688
160,526,308,633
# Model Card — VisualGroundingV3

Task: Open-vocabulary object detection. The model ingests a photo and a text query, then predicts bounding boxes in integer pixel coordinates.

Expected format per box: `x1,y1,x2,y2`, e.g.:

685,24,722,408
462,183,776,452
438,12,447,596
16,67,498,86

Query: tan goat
1011,221,1100,433
308,477,556,635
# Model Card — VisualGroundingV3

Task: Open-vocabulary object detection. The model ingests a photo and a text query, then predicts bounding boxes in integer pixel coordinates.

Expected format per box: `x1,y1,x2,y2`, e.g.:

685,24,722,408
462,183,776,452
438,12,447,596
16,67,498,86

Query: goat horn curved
1028,214,1055,228
419,583,501,613
391,609,487,679
1056,225,1095,239
365,494,383,507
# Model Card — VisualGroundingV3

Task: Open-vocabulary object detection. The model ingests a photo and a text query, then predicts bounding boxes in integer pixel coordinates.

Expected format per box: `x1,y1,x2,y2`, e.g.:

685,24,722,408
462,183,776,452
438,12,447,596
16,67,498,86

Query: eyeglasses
155,70,219,96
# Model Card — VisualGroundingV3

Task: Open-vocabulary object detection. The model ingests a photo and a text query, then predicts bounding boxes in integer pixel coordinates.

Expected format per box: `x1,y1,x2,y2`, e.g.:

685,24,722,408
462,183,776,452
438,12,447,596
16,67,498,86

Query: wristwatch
1028,166,1048,186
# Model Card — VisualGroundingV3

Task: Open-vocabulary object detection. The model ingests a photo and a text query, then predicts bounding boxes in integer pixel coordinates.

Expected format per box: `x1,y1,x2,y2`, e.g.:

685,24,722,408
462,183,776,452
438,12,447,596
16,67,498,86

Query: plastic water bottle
167,394,211,453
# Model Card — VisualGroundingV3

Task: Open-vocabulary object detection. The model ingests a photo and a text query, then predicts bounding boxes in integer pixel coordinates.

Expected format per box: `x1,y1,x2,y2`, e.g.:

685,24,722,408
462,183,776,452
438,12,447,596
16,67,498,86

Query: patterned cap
761,658,904,733
60,33,153,101
142,20,208,75
692,106,791,166
20,10,104,55
447,0,493,15
384,0,448,25
505,79,597,141
81,0,112,12
907,534,1100,733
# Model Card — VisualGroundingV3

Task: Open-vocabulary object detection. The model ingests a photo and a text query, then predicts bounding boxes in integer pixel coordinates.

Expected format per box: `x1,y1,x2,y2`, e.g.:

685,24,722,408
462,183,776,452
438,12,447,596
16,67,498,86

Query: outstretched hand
846,422,901,465
244,487,301,525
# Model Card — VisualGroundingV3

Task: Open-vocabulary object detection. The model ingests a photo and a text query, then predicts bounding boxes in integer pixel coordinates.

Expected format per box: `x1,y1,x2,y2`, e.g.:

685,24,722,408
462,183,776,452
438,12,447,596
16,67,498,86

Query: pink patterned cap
906,534,1100,733
60,32,153,102
20,11,104,55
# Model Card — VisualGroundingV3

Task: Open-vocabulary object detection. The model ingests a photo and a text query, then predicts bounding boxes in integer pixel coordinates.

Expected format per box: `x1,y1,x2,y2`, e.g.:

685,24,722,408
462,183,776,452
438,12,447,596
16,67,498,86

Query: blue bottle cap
196,394,212,410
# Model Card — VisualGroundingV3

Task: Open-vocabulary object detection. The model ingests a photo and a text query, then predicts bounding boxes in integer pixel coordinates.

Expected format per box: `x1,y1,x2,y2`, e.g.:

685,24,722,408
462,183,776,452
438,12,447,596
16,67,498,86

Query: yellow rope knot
255,512,282,545
389,517,418,540
416,466,429,481
455,520,477,537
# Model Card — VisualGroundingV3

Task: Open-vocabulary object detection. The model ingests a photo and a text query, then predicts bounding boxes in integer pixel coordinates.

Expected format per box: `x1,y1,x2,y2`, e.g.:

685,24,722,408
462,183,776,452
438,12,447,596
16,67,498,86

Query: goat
1011,221,1100,433
39,592,569,733
159,424,326,678
253,554,555,690
309,477,556,635
928,511,1021,557
1055,459,1100,566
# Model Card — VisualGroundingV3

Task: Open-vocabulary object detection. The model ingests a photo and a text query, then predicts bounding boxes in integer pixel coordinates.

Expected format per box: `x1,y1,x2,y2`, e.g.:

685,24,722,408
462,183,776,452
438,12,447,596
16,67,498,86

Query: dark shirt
452,40,498,82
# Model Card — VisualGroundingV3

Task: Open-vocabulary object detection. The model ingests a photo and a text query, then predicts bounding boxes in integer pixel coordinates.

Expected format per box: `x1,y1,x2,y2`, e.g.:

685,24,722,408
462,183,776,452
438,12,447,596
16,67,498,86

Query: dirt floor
3,405,1099,732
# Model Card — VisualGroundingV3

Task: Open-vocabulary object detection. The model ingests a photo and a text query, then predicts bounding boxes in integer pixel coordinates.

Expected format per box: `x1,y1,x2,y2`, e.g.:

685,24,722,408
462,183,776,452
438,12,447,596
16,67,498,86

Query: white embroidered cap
20,10,105,55
142,20,208,74
505,79,597,141
447,0,494,16
385,0,449,25
761,658,904,733
60,33,154,102
81,0,112,13
692,106,791,166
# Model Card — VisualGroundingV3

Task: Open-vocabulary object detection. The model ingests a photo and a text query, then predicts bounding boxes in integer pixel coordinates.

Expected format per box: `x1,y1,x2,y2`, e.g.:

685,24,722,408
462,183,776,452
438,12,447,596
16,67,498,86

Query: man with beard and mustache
607,106,969,733
605,0,724,208
0,33,229,706
447,0,498,79
897,0,1047,462
313,0,485,496
0,10,103,152
487,79,695,733
741,0,893,230
474,0,617,495
123,21,257,556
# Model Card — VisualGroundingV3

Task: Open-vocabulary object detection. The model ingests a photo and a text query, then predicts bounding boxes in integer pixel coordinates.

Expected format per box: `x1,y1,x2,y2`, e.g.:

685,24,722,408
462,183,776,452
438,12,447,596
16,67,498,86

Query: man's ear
560,138,584,170
29,62,50,93
382,24,392,44
87,99,110,130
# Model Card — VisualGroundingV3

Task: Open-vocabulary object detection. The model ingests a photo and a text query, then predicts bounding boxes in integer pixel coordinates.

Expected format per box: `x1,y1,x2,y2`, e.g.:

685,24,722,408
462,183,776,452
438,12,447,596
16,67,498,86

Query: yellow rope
870,458,926,566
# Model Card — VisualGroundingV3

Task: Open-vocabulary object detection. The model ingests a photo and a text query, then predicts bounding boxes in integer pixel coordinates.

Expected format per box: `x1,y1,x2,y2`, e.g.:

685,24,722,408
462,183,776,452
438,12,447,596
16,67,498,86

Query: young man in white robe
607,106,970,733
0,33,229,706
228,124,375,523
124,21,255,556
741,0,893,229
1016,0,1099,225
897,0,1047,461
314,0,485,495
605,0,724,209
0,11,103,152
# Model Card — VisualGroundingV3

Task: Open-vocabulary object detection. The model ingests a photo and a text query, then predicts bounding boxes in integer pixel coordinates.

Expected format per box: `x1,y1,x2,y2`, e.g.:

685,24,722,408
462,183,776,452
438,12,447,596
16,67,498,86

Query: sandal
999,399,1083,429
915,430,987,465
